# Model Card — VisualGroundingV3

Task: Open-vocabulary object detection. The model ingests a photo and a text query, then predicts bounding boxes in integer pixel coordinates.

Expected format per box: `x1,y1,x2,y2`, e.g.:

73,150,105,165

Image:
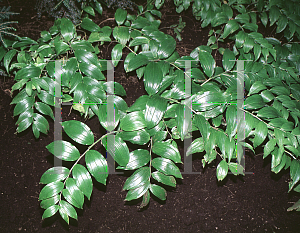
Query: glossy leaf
222,49,235,71
65,178,84,209
115,8,127,25
46,140,80,161
175,104,191,141
228,163,244,176
186,137,204,156
120,111,146,131
263,139,276,159
118,129,150,145
145,95,168,129
72,164,93,200
126,53,149,72
248,81,267,96
144,62,163,95
60,18,75,42
253,121,268,148
81,17,100,32
118,149,150,170
223,20,240,39
59,200,77,220
4,49,16,73
102,135,130,167
244,94,265,110
42,205,59,220
152,157,183,179
98,104,120,131
152,141,182,163
151,171,176,188
125,181,150,201
40,167,69,184
39,181,64,201
198,50,215,77
123,167,151,190
61,120,94,145
216,160,228,181
111,44,123,67
150,184,166,201
85,150,108,185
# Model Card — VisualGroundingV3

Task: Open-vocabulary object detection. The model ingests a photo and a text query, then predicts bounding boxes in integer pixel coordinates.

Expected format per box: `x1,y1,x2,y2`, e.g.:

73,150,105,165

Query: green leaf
175,104,191,141
157,36,176,59
118,129,150,145
40,167,69,184
269,6,281,26
244,94,265,110
35,102,54,120
72,164,93,200
216,160,228,181
113,26,130,45
228,163,244,176
253,121,268,148
198,50,215,77
120,111,146,131
65,178,84,209
152,157,183,179
60,18,75,42
46,140,80,161
276,15,288,33
145,95,168,129
150,184,166,201
263,138,276,159
39,181,64,201
144,62,163,95
123,167,151,190
93,1,103,14
111,44,123,67
118,149,150,170
40,195,59,209
152,141,182,163
125,181,150,201
186,137,204,156
83,6,95,16
59,200,77,220
193,114,210,142
226,105,237,140
37,90,54,107
102,135,130,167
61,120,94,145
42,205,59,220
289,159,300,192
85,150,108,185
98,104,120,131
115,8,127,26
257,106,280,119
128,95,149,112
223,20,240,39
248,81,267,96
222,49,235,71
129,36,149,47
81,17,100,32
62,189,82,209
126,53,149,72
4,49,16,73
152,171,176,188
274,128,284,148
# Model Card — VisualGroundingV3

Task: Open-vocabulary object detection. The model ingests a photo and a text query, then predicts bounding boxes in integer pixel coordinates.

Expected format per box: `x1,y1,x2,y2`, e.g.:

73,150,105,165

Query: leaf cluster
5,0,300,224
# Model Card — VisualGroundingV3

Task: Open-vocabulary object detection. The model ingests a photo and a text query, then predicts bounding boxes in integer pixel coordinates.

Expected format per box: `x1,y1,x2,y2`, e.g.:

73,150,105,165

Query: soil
0,0,300,232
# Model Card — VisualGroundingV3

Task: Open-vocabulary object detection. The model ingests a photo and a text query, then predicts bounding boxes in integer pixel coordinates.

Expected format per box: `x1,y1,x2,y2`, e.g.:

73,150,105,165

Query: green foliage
6,0,300,225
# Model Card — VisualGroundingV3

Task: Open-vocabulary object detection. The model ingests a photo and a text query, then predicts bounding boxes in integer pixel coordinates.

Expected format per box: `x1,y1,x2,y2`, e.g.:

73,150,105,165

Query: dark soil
1,0,300,232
